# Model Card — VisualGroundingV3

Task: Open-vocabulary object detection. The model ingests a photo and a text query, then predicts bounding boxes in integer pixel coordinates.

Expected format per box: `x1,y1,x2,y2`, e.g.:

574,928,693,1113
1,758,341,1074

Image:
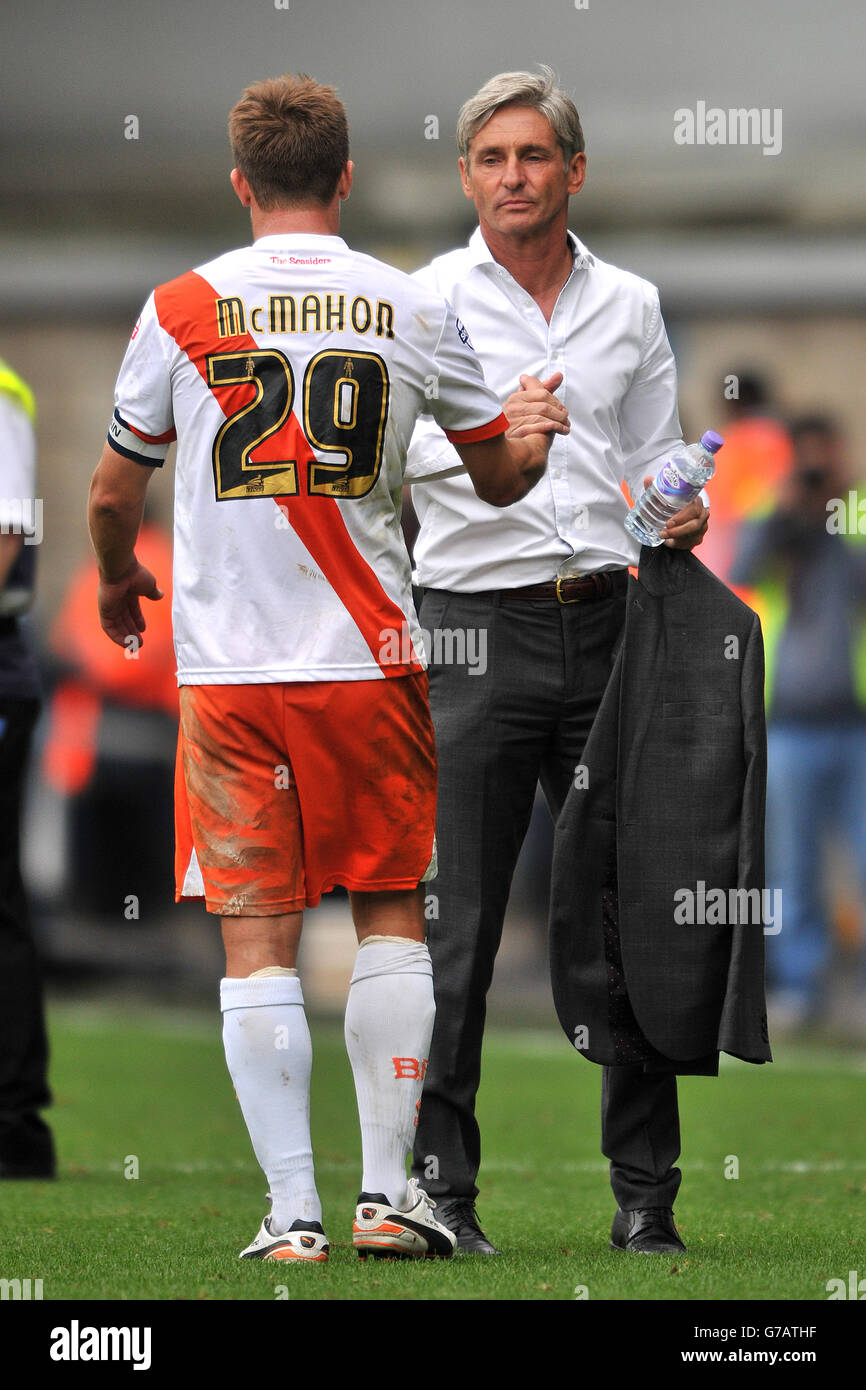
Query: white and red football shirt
108,233,507,684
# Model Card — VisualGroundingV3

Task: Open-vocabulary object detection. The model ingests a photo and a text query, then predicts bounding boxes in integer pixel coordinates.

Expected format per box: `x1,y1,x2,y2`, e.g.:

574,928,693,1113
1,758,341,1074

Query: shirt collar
252,233,348,251
467,224,595,273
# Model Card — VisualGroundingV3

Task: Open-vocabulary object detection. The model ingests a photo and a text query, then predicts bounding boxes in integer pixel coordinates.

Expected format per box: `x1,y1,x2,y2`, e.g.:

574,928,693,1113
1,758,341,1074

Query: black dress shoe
610,1207,685,1254
433,1197,503,1255
0,1112,56,1180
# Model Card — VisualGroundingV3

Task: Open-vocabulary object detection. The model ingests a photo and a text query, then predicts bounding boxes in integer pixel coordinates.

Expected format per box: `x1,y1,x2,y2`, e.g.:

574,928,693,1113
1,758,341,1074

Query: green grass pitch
3,1001,864,1302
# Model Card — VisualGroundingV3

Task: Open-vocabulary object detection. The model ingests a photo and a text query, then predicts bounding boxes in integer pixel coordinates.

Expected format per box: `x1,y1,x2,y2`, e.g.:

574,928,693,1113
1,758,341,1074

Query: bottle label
655,462,694,501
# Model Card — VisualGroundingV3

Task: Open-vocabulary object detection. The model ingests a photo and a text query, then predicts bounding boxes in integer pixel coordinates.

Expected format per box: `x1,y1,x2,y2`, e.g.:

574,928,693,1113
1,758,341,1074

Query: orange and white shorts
174,673,437,916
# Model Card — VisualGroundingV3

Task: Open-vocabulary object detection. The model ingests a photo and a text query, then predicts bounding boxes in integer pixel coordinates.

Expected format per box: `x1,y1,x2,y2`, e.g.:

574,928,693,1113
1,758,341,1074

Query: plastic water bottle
624,430,723,547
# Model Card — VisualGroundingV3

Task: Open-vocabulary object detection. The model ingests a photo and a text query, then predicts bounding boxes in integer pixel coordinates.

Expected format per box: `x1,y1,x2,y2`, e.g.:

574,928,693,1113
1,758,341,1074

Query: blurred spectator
731,415,866,1029
42,512,179,921
0,356,54,1178
701,370,794,594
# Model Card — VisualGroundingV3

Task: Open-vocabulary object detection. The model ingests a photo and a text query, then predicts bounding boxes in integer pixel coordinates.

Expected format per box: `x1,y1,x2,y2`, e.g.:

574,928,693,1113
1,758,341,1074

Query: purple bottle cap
700,430,724,453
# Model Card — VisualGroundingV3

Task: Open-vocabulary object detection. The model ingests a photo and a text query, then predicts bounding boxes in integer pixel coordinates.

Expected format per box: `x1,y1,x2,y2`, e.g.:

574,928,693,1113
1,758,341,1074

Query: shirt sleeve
404,416,466,485
0,394,36,528
426,304,508,446
618,290,685,500
107,294,177,466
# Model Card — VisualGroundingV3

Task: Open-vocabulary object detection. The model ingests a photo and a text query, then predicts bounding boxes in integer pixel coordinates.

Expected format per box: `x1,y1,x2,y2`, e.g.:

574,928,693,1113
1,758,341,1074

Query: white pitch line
76,1157,866,1176
47,1011,866,1071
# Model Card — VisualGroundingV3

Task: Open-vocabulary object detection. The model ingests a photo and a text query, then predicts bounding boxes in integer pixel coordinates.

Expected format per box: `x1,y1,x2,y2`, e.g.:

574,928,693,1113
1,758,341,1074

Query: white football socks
220,971,322,1234
344,936,435,1211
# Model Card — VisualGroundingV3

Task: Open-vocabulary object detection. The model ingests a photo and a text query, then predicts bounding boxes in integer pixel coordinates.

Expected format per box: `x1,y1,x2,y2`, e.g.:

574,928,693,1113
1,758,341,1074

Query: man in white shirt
407,67,709,1256
88,73,567,1266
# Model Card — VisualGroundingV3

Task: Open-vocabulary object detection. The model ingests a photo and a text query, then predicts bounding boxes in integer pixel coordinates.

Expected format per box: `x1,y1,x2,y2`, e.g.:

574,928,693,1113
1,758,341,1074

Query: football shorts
174,673,437,915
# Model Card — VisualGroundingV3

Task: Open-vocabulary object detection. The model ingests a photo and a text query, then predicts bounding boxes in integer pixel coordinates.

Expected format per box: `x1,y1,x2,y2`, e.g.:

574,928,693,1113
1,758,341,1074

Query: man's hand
647,474,710,550
89,441,159,642
97,558,164,650
452,370,568,507
503,372,570,439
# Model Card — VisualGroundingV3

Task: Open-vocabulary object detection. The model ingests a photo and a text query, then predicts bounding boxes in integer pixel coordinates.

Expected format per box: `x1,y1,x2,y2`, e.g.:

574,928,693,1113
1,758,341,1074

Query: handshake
502,371,570,443
450,371,569,509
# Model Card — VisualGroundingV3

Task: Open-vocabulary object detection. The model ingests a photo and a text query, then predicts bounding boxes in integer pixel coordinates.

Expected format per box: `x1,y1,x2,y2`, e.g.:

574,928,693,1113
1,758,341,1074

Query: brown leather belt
499,570,627,603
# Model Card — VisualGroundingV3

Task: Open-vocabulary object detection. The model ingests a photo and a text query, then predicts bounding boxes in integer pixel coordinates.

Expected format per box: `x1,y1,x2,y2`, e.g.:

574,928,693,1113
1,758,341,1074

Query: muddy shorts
174,674,437,915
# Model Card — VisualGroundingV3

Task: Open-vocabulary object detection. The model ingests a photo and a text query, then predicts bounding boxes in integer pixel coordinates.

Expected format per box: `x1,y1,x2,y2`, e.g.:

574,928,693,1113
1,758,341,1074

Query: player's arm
88,442,163,648
452,372,569,507
454,426,550,508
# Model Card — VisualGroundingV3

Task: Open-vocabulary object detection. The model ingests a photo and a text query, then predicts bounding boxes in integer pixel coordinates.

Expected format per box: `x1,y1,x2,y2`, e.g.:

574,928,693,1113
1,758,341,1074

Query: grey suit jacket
549,545,772,1068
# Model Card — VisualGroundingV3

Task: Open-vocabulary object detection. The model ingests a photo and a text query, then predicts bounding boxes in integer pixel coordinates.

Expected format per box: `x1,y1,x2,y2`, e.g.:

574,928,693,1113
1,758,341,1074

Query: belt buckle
555,576,582,604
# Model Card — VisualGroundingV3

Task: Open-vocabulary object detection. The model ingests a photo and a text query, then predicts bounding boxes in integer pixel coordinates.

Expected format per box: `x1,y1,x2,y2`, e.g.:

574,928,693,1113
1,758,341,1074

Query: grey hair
456,65,585,164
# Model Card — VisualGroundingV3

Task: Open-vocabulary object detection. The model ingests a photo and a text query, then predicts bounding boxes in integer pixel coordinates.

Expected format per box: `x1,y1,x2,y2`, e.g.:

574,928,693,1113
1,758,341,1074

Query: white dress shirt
406,227,686,590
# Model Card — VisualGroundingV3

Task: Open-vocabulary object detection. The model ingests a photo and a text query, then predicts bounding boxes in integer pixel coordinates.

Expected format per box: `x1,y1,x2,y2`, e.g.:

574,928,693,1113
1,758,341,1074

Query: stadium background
2,0,865,1304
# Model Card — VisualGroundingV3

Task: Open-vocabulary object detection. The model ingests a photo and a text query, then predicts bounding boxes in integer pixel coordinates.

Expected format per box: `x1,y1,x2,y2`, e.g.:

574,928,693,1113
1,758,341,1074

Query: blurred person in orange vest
700,370,793,598
731,415,866,1031
43,508,178,918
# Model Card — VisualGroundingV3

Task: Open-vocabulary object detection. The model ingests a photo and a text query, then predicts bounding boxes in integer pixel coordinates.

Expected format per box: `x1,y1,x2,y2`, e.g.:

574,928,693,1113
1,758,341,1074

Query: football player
88,73,568,1262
